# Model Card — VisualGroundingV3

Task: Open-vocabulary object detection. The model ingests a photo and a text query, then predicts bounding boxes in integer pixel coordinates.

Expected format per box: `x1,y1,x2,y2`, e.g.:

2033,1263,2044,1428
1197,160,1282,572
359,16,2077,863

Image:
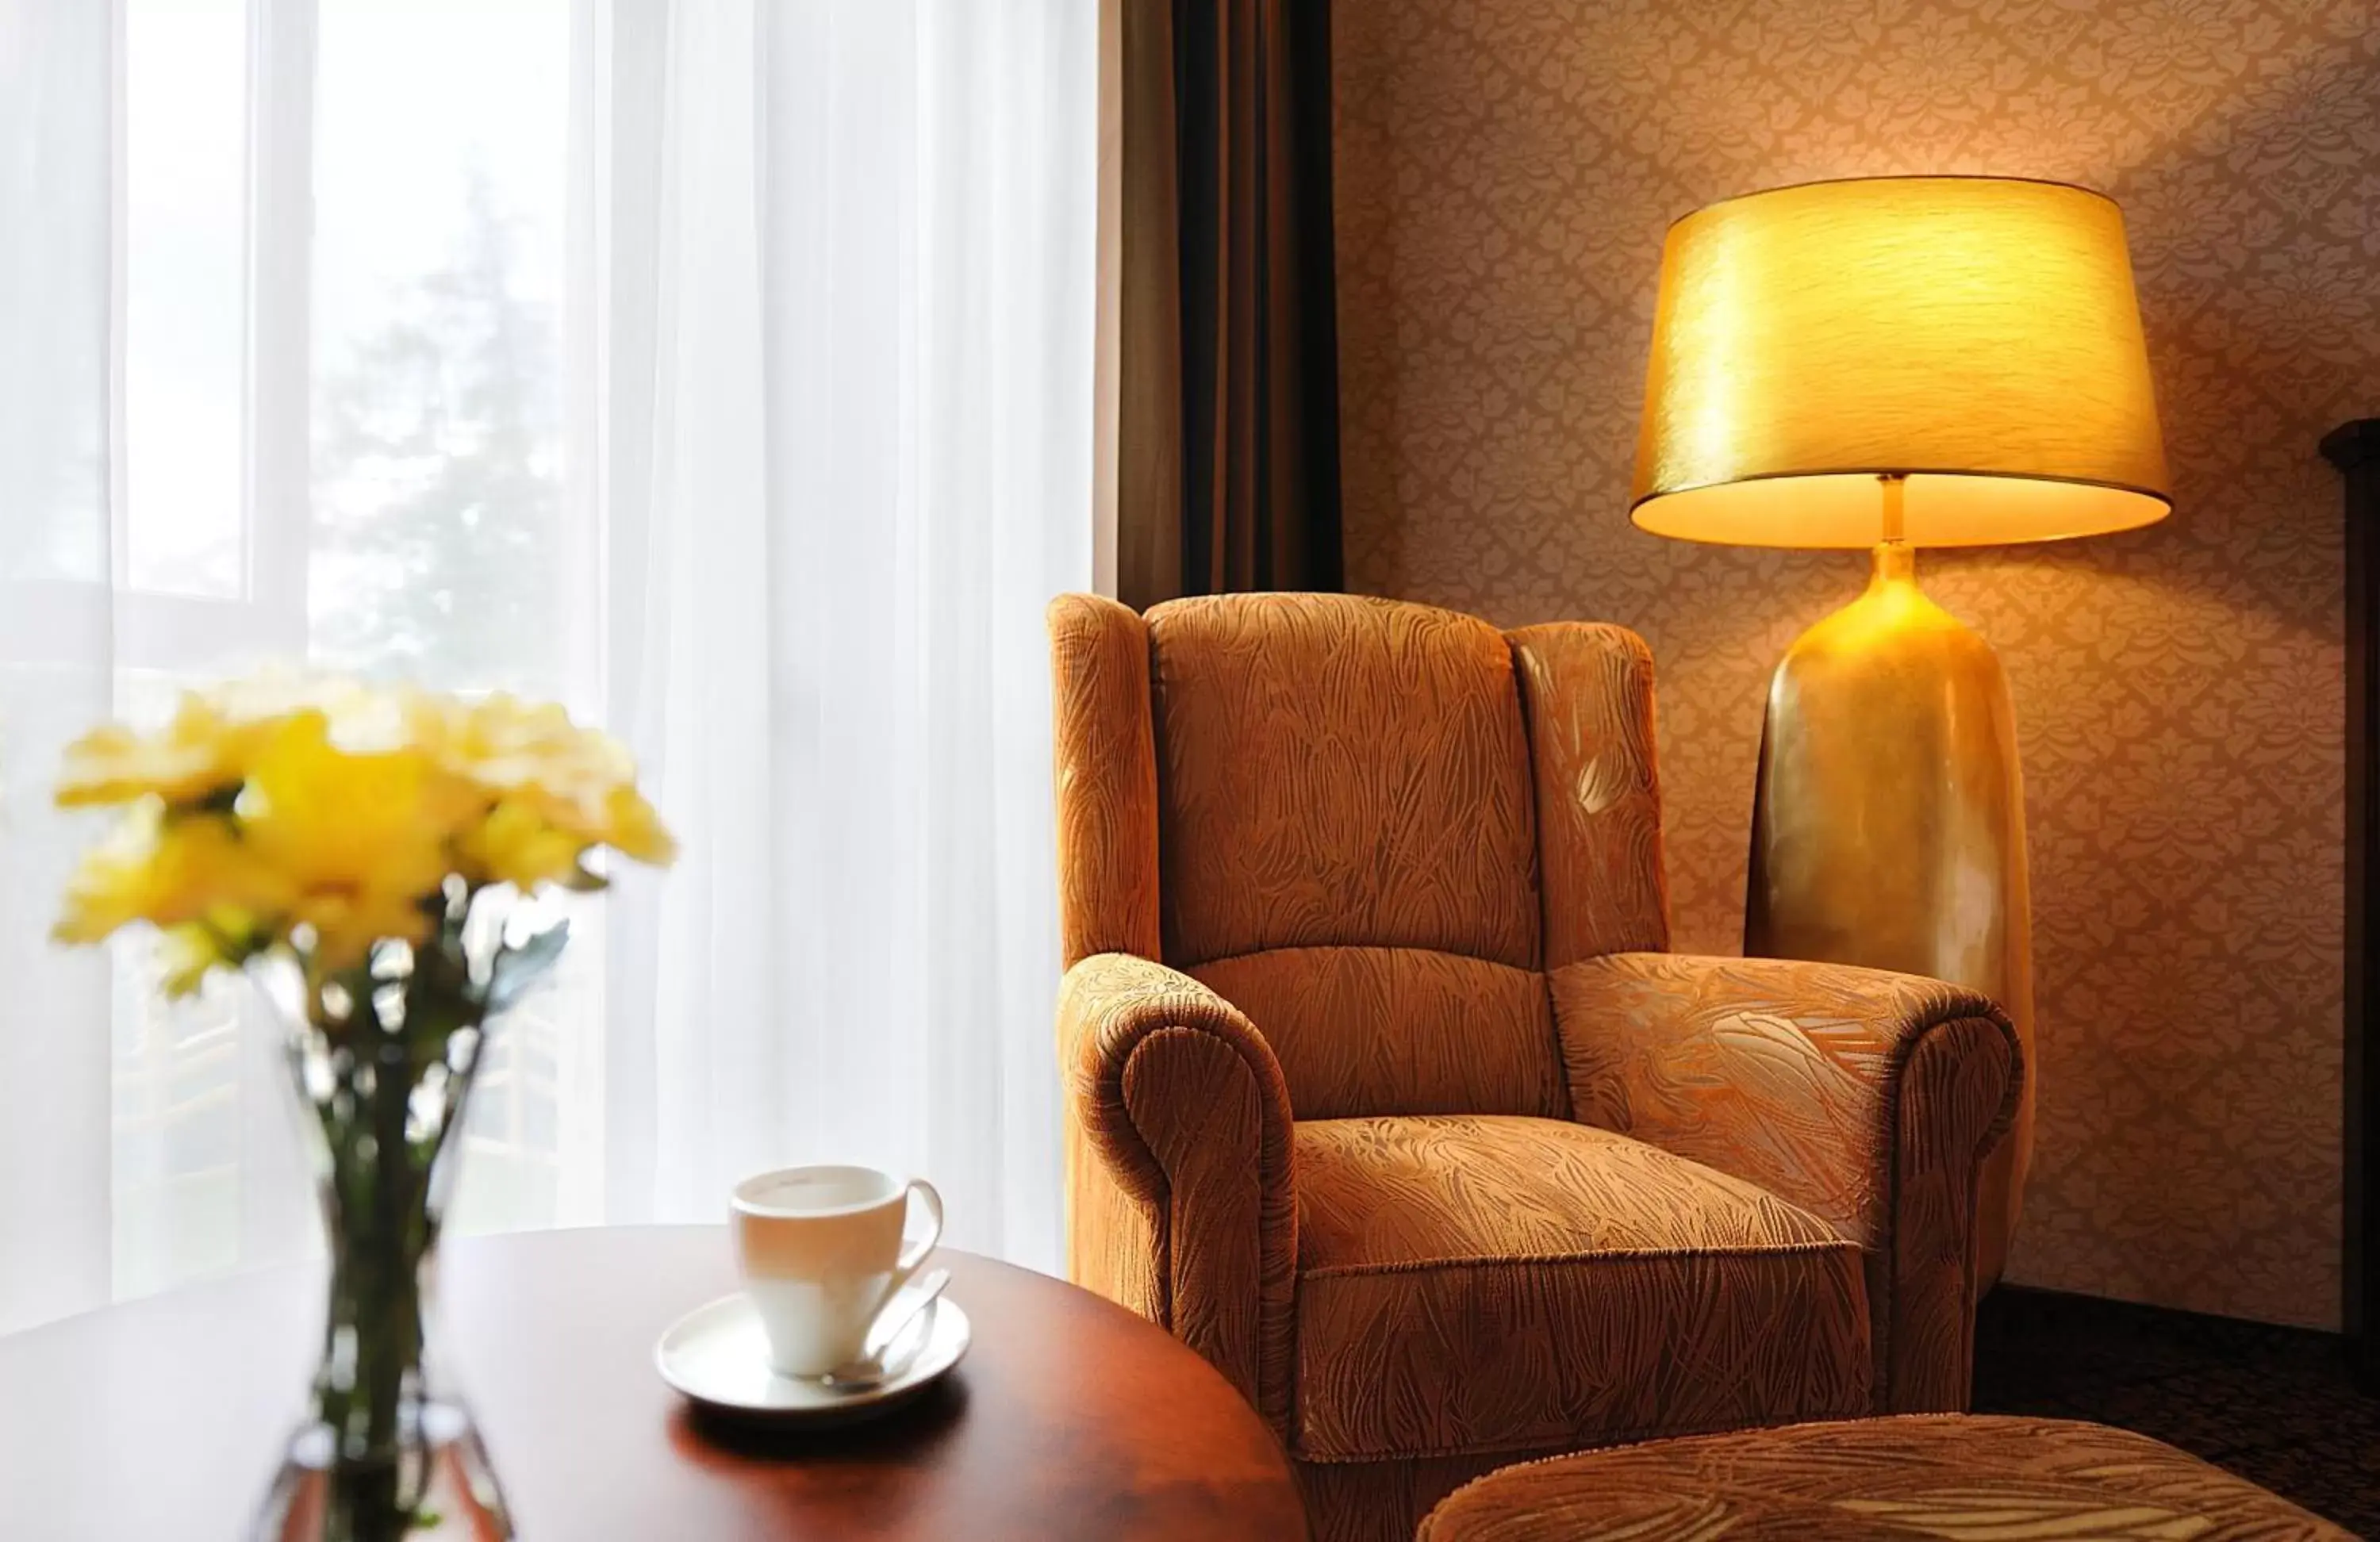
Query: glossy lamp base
1746,541,2034,1289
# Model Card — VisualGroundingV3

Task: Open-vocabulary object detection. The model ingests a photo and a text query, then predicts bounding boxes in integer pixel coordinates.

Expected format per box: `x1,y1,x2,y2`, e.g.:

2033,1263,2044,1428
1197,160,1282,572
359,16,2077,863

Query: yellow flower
593,785,677,865
456,798,593,892
60,673,438,811
211,673,398,743
415,692,581,784
423,692,674,871
236,712,470,964
55,803,291,944
56,698,259,808
55,677,674,983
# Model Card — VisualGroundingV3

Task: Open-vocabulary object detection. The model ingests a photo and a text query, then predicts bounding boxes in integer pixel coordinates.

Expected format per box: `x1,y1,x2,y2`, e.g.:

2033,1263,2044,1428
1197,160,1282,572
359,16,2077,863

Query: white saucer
655,1293,969,1425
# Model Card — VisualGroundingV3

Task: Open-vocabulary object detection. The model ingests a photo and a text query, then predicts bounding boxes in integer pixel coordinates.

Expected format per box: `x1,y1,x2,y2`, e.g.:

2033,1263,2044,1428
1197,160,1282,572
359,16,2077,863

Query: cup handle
877,1178,944,1313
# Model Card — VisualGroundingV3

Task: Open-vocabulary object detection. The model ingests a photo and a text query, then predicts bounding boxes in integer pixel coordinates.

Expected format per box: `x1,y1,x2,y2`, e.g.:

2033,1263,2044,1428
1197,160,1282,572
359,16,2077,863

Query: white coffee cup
731,1164,944,1379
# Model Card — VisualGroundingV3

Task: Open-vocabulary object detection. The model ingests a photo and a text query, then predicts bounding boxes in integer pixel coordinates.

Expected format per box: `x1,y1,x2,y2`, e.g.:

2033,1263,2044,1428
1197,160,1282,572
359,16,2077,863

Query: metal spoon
820,1267,950,1390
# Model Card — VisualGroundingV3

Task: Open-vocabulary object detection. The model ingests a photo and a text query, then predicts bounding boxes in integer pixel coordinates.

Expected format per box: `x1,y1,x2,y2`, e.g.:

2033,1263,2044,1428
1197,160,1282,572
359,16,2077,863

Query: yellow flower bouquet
53,677,672,1541
56,678,673,993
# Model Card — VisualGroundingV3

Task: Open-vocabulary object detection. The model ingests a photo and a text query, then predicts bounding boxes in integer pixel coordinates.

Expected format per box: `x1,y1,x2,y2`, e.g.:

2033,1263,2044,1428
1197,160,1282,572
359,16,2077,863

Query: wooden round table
0,1226,1307,1540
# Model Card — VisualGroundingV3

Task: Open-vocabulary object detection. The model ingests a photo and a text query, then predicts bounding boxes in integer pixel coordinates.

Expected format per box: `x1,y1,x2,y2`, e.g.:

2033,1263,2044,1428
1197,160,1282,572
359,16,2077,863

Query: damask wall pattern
1334,0,2378,1327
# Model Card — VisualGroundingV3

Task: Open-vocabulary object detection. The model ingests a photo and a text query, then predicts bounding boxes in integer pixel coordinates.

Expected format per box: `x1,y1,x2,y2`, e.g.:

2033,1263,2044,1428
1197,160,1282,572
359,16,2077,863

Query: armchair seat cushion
1292,1115,1873,1464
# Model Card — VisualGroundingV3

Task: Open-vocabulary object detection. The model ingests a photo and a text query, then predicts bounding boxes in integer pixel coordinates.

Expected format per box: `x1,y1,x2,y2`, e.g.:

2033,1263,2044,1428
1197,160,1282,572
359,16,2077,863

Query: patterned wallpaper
1333,0,2378,1328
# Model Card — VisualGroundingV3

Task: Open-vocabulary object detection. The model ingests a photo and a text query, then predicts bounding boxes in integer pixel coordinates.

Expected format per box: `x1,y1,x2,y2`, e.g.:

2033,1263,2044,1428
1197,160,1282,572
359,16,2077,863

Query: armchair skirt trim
1299,1239,1859,1281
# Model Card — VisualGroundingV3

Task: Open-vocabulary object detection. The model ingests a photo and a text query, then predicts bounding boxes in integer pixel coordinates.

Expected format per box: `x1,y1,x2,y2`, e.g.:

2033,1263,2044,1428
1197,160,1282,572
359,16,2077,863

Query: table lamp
1630,175,2169,1287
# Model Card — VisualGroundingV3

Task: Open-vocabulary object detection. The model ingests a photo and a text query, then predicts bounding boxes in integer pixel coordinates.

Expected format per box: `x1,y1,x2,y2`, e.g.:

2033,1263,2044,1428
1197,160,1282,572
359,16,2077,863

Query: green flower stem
264,891,556,1540
298,949,483,1542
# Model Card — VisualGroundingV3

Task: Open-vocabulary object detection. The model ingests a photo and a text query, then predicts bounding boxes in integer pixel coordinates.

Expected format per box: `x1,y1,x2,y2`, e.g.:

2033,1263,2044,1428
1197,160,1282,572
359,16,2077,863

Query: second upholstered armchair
1048,591,2023,1542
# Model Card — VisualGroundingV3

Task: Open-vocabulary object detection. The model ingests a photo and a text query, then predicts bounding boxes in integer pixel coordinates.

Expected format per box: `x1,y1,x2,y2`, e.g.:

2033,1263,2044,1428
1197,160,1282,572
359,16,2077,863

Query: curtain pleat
579,0,1092,1266
1115,0,1342,610
0,0,118,1336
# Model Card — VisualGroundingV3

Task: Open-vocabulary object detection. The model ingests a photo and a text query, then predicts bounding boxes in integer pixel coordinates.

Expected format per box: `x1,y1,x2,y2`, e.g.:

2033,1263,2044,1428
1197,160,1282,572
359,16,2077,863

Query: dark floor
1972,1286,2380,1534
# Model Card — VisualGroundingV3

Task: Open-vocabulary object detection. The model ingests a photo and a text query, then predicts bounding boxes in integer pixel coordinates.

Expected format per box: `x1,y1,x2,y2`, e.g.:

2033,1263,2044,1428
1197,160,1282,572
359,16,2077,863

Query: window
112,0,585,1296
8,0,1092,1333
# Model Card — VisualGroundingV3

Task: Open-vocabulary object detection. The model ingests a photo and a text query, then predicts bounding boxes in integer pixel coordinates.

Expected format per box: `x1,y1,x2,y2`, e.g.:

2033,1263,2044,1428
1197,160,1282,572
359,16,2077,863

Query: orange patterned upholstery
1553,952,2021,1411
1506,623,1669,967
1293,1116,1869,1463
1417,1415,2353,1541
1144,593,1541,970
1047,592,2024,1542
1049,595,1165,966
1188,948,1564,1121
1055,952,1298,1430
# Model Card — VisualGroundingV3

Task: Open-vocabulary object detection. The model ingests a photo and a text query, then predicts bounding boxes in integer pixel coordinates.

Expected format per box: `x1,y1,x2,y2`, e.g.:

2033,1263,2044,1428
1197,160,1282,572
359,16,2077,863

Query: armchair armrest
1058,953,1298,1432
1550,952,2021,1413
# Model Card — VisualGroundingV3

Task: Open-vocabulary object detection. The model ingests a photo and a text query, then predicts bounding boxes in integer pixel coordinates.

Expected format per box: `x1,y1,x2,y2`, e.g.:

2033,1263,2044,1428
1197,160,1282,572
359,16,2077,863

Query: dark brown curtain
1115,0,1343,610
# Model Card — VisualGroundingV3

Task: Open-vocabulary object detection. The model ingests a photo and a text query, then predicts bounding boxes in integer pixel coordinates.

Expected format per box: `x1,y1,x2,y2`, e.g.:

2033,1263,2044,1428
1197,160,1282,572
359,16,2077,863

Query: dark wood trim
2322,417,2380,1394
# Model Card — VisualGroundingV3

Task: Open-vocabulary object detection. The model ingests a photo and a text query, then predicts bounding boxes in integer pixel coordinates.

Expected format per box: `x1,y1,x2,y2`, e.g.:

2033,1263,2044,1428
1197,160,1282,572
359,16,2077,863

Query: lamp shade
1631,176,2170,548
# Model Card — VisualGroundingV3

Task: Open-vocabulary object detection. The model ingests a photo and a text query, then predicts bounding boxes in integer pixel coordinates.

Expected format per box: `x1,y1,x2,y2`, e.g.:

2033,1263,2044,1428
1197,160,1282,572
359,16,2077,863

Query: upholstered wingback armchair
1048,592,2022,1542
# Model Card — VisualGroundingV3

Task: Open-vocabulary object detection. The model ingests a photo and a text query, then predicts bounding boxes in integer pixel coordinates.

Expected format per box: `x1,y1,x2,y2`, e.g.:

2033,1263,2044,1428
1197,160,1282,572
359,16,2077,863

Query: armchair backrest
1050,590,1668,1120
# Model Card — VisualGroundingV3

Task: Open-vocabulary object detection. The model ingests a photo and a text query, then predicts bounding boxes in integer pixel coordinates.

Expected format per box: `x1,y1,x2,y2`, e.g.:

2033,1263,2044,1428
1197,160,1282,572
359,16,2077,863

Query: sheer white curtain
0,0,118,1333
0,0,1095,1336
585,0,1092,1243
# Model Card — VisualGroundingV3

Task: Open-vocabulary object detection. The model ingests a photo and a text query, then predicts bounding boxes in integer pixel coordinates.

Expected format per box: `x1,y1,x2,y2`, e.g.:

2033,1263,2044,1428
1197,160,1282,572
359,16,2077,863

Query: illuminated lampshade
1631,175,2171,547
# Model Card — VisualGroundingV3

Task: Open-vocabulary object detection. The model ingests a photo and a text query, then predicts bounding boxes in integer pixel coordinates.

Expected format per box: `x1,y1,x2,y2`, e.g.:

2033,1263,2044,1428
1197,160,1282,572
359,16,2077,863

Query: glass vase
251,938,515,1542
